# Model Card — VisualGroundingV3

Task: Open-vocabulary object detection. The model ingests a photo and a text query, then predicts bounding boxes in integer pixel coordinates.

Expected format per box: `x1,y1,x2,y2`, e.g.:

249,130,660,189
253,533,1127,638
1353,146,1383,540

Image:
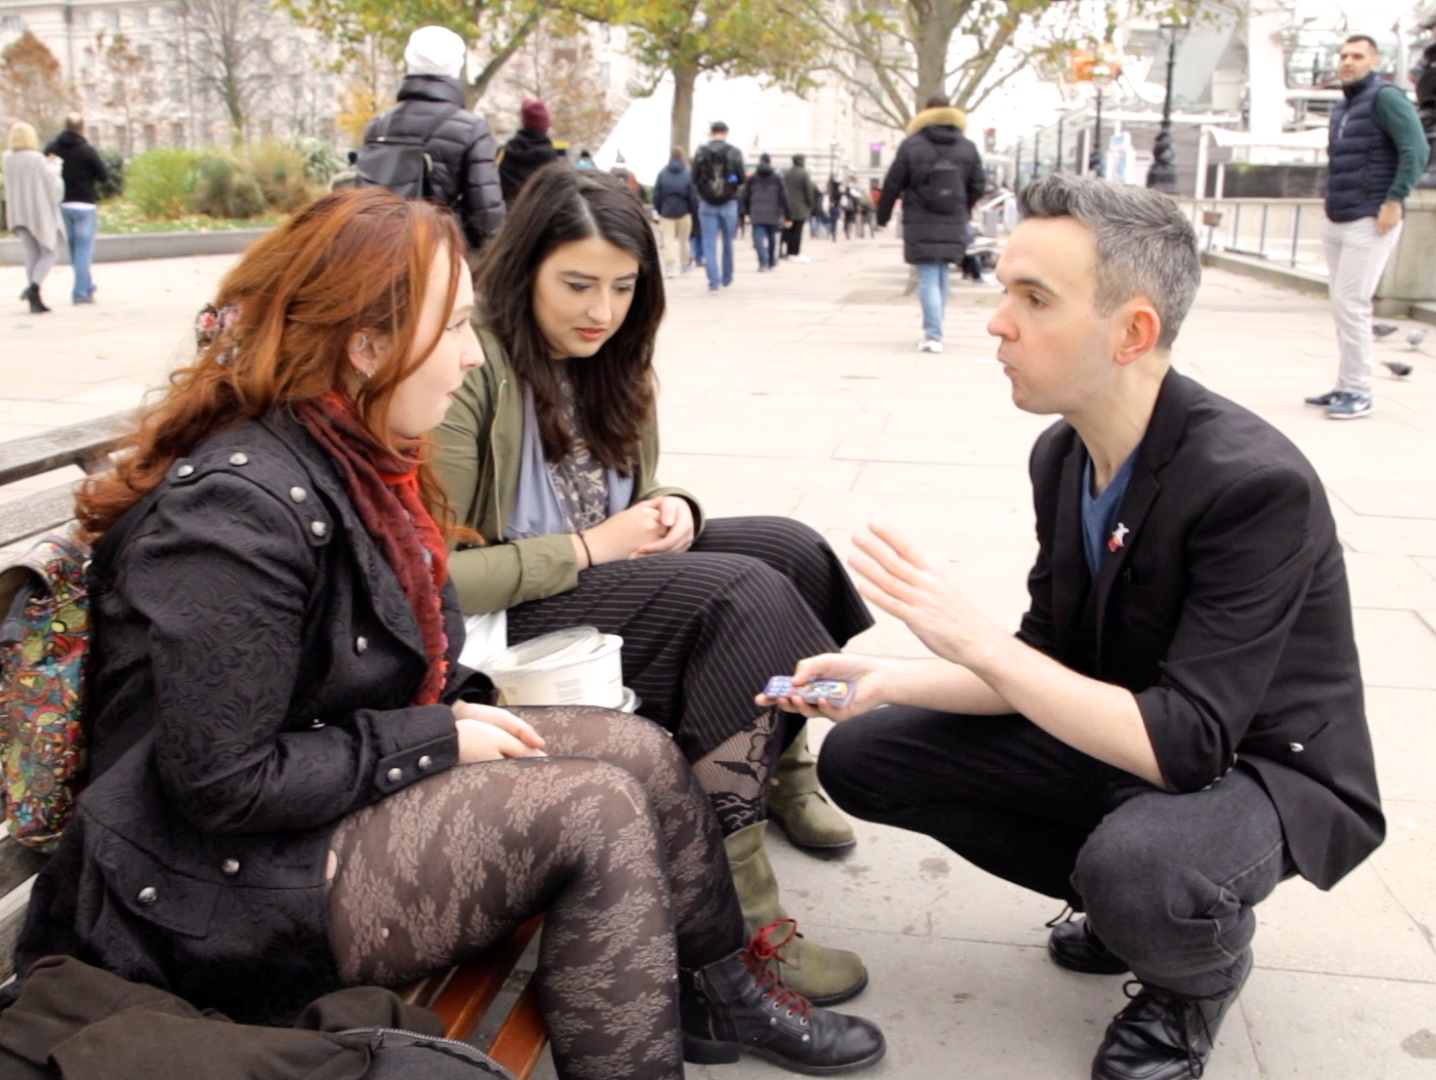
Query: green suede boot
723,821,868,1006
769,725,857,853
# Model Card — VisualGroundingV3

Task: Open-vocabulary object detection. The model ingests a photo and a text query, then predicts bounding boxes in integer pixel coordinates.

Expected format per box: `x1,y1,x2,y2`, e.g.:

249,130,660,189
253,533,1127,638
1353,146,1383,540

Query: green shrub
244,140,316,211
97,148,125,199
289,136,346,184
190,153,266,219
125,148,202,219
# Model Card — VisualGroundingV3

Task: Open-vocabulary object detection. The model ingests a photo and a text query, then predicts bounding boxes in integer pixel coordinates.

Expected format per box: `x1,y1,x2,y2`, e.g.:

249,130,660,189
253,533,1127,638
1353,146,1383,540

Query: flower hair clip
195,301,243,365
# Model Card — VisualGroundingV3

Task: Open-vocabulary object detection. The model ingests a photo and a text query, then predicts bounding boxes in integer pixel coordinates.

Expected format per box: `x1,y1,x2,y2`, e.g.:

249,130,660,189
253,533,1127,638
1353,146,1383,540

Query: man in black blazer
766,174,1383,1080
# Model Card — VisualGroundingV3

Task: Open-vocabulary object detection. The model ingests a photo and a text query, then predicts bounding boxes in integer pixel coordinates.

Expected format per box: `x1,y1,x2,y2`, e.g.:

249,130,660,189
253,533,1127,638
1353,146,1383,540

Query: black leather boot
27,283,50,314
1091,951,1252,1080
1049,916,1129,975
681,918,885,1075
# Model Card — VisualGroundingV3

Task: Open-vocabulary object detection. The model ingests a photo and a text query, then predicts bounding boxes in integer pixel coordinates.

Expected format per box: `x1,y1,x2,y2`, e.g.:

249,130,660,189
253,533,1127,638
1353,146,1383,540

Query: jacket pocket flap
97,842,221,939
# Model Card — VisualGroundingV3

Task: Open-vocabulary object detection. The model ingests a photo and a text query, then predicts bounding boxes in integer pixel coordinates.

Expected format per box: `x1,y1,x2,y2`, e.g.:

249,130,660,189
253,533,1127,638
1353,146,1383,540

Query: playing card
762,676,856,707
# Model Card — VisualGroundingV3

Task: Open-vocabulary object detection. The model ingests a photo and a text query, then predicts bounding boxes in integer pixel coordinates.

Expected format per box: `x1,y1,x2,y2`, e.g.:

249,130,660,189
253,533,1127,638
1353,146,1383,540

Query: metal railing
1177,198,1327,274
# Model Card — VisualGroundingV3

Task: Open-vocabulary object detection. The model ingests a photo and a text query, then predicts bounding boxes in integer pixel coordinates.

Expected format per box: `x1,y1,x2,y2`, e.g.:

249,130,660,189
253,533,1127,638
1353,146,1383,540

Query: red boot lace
742,918,814,1021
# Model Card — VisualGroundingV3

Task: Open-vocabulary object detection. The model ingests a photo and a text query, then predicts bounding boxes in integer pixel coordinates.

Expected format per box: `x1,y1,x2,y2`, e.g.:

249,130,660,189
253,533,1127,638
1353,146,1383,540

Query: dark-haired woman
435,164,875,1007
11,189,884,1079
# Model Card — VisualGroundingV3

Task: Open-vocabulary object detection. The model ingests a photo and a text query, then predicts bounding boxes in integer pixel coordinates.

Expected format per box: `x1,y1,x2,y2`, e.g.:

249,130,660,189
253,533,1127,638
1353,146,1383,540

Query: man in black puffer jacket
363,26,505,254
877,94,984,354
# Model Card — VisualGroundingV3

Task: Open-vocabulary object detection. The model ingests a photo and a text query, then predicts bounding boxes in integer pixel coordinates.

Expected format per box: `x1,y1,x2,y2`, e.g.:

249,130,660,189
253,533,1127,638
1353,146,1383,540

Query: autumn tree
0,31,67,138
279,0,554,102
486,23,618,153
85,31,148,156
592,0,827,153
334,36,403,144
805,0,1080,130
179,0,278,144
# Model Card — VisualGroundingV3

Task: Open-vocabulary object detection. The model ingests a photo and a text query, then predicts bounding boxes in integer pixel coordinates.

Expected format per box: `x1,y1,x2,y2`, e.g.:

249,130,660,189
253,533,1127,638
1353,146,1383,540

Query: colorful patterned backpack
0,527,93,853
1,491,160,853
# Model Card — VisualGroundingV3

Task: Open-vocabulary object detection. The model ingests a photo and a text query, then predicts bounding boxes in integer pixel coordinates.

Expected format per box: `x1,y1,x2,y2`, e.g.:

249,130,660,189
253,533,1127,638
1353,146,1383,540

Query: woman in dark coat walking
11,189,884,1080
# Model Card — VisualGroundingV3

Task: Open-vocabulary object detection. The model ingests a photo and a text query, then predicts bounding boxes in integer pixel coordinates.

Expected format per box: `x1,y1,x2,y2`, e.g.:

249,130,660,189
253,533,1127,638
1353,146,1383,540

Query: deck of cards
762,676,857,708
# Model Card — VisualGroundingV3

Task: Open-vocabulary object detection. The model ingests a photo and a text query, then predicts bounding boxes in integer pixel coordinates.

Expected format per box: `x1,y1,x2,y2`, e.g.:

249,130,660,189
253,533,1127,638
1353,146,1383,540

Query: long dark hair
474,163,664,472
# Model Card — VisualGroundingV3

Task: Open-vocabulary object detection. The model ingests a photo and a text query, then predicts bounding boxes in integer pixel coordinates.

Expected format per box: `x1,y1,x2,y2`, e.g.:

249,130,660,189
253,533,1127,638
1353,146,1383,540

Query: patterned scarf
294,392,449,706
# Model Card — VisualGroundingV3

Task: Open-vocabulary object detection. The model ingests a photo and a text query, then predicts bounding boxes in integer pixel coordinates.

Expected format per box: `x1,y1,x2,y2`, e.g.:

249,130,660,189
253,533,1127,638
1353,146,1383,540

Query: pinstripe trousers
505,516,874,763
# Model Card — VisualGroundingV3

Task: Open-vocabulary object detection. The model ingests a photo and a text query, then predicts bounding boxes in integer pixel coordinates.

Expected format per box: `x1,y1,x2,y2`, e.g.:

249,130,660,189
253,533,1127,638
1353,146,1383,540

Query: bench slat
425,916,542,1038
0,414,133,486
0,838,45,892
0,482,81,550
487,982,547,1079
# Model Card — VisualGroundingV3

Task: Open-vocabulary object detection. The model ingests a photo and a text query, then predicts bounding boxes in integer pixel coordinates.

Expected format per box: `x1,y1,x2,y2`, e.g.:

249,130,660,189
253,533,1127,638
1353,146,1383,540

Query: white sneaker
795,255,811,264
917,339,944,353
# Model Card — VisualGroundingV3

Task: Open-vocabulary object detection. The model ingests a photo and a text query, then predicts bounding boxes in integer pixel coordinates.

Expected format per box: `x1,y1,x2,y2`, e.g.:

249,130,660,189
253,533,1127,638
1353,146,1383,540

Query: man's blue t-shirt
1081,446,1141,578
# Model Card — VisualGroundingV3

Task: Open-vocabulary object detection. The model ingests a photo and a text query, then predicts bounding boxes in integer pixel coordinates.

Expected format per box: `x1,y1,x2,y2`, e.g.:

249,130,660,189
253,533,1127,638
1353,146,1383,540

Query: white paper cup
483,627,626,709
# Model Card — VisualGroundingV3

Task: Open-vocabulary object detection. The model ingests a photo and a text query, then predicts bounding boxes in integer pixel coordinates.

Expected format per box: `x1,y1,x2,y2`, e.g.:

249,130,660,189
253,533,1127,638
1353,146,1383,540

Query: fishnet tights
327,706,745,1080
689,704,781,834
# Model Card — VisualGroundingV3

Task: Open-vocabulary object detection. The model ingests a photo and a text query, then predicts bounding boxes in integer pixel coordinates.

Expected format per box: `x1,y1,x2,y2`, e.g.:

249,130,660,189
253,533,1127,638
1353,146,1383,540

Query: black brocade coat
13,411,495,1025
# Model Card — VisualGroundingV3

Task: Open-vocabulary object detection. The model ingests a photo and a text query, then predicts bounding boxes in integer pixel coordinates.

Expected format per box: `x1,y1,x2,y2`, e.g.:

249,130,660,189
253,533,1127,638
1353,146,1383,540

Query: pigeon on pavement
1409,329,1428,349
1383,360,1414,377
1373,323,1399,338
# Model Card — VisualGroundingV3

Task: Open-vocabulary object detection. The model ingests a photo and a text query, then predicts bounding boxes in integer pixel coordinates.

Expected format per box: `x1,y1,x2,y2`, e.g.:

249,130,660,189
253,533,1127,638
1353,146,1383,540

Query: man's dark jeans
820,706,1289,998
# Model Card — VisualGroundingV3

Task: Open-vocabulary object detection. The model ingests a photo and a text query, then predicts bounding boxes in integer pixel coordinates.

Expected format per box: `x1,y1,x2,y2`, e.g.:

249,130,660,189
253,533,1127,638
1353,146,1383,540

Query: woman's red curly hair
76,188,467,538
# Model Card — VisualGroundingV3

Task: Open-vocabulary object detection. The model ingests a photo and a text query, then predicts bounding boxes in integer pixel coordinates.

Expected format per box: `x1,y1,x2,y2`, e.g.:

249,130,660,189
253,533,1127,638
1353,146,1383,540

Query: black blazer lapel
1092,368,1194,655
1051,438,1088,641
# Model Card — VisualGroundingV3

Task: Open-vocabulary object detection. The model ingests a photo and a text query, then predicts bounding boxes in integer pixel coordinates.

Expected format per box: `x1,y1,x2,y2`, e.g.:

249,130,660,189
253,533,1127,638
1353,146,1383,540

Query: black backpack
915,146,964,215
695,143,738,204
357,105,461,200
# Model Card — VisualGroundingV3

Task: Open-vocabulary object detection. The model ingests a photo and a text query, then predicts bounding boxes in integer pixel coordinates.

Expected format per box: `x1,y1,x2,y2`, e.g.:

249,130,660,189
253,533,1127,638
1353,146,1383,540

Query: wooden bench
0,416,547,1076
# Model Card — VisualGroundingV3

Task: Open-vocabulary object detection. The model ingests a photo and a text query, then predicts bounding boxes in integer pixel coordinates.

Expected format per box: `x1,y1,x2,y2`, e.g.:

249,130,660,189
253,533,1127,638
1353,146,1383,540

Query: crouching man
765,174,1383,1080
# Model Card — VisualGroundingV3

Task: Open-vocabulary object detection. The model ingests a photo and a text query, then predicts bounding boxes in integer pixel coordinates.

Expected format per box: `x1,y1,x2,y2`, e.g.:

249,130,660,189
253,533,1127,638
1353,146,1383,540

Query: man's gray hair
64,112,84,131
1018,174,1200,349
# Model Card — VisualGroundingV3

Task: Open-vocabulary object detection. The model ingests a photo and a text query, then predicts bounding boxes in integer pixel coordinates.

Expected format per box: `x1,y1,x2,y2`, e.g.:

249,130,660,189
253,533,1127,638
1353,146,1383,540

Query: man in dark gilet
1306,34,1429,420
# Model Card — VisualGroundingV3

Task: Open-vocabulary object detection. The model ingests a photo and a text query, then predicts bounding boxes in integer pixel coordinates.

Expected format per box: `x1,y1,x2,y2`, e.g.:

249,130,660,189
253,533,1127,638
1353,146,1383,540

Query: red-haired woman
11,189,884,1079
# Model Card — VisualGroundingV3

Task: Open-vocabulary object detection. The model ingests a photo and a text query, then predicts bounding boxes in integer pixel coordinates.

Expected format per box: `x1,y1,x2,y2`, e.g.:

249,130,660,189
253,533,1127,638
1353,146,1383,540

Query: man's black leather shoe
1048,917,1129,975
1091,951,1251,1080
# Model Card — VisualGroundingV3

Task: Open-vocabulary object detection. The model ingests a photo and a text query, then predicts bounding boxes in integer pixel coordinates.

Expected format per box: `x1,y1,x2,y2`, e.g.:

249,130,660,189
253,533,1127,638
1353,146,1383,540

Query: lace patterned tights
327,706,746,1080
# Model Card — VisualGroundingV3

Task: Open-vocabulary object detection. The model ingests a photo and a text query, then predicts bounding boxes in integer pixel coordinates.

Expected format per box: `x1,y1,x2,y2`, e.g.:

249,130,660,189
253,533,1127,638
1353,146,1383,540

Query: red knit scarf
294,392,450,705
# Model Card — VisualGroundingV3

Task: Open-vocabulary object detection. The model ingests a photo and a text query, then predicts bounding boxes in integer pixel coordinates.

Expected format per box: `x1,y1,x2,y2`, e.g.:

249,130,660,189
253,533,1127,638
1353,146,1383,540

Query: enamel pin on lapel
1108,523,1130,552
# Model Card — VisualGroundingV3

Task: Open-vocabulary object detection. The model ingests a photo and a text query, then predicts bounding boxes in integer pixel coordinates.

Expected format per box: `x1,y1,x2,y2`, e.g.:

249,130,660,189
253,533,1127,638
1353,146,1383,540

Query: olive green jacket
433,330,703,615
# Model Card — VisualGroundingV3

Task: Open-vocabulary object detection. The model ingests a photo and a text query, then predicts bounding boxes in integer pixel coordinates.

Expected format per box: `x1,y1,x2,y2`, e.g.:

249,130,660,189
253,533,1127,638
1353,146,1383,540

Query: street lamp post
1088,60,1114,176
1033,129,1041,180
1056,117,1064,173
1146,21,1187,193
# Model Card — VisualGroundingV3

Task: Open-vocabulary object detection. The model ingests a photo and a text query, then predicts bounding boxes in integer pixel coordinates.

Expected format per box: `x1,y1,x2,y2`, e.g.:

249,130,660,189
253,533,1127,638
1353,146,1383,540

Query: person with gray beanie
362,25,505,253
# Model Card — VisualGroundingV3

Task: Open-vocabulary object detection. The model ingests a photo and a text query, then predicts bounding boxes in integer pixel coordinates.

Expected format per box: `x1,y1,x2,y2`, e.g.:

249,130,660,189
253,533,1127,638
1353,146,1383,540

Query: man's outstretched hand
848,523,1002,666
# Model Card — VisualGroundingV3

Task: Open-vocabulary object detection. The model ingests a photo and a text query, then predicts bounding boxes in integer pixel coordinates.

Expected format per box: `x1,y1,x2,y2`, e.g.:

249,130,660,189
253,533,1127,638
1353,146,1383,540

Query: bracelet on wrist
577,531,594,569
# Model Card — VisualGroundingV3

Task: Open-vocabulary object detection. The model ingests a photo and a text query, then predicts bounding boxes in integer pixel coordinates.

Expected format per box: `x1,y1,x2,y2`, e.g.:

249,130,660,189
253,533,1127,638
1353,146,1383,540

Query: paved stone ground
2,233,1434,1079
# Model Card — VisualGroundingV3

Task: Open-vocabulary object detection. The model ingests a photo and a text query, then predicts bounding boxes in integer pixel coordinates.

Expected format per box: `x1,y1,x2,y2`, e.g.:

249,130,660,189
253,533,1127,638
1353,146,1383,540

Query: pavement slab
4,230,1434,1080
